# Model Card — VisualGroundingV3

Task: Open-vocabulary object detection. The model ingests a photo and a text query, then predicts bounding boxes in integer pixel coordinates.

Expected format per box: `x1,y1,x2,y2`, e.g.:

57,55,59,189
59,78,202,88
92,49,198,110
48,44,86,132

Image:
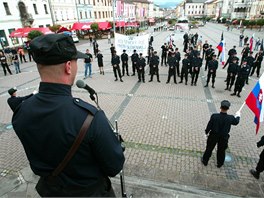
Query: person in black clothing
131,50,139,76
250,136,264,179
179,54,190,85
96,50,104,75
205,45,214,71
224,58,238,91
93,39,98,56
183,33,189,52
147,45,154,65
244,35,249,45
110,44,115,57
121,49,129,76
149,51,160,82
201,100,240,168
239,34,244,47
251,49,263,77
245,51,255,84
204,55,218,88
11,34,125,197
0,51,12,76
137,53,146,83
166,51,177,84
175,48,181,77
240,43,250,65
202,40,209,60
111,51,123,82
224,46,237,68
161,43,168,66
7,87,34,112
191,53,202,86
231,60,250,97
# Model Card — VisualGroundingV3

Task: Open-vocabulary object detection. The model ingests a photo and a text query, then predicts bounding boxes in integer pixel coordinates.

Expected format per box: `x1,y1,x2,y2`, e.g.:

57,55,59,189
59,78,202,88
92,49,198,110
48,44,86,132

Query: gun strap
51,113,94,177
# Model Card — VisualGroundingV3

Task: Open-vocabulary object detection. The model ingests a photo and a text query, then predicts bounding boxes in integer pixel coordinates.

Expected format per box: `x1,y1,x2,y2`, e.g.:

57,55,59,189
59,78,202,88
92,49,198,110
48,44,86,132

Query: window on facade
85,11,87,18
46,24,50,27
44,4,49,14
199,11,200,14
196,6,197,8
3,2,11,15
78,0,80,3
105,11,107,18
94,11,97,19
90,11,92,18
99,11,101,18
189,6,190,8
39,25,44,27
195,11,196,14
103,12,105,18
188,11,190,14
80,11,82,19
192,6,194,8
93,0,95,5
192,11,193,14
202,11,204,14
33,4,38,14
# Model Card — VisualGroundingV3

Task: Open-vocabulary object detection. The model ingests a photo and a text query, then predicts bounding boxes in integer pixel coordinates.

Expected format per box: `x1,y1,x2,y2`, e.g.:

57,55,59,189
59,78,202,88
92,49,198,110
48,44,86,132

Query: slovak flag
216,32,224,52
219,40,225,65
245,73,264,134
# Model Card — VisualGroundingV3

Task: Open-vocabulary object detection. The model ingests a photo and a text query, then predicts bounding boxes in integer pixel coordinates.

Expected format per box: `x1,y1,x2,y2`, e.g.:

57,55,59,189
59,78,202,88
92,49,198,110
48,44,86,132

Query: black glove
257,141,262,148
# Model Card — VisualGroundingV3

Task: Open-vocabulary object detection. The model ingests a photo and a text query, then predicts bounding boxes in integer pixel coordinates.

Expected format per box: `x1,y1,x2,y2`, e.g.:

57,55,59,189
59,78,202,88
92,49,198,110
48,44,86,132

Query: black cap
30,34,88,65
8,87,17,95
123,49,126,52
133,50,136,52
221,100,231,109
139,53,143,56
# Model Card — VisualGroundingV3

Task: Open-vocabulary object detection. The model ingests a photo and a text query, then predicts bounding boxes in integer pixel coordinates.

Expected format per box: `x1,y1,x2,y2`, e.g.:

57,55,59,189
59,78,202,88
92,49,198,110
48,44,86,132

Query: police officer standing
111,51,123,82
175,48,181,77
137,53,146,83
240,43,250,65
161,43,168,66
204,55,218,88
11,34,125,197
245,51,255,84
131,50,139,76
201,100,240,168
224,58,238,91
166,50,177,84
250,136,264,179
121,49,129,76
110,44,115,57
149,51,160,82
231,60,250,97
191,53,202,86
224,46,237,68
202,40,209,60
205,45,214,71
179,53,190,85
251,49,263,77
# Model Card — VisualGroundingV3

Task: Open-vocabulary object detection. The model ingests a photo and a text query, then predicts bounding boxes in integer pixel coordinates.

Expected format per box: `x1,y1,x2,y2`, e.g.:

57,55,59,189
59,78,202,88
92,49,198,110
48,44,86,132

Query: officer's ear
64,60,73,75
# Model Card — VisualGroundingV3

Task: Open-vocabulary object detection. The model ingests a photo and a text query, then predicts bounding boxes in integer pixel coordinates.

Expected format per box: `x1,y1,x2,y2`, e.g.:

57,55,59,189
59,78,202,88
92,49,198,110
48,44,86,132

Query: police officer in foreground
149,51,160,82
191,53,202,86
250,136,264,179
166,50,177,84
201,100,240,168
137,53,146,83
7,87,34,112
11,34,125,197
131,50,139,76
224,58,238,91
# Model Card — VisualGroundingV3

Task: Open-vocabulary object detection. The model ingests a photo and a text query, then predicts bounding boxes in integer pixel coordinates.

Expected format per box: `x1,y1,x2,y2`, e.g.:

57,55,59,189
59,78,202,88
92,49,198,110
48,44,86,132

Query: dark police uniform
175,50,181,77
205,47,214,71
161,44,168,66
231,63,250,97
131,52,139,75
241,45,250,65
205,58,218,88
7,94,33,112
191,56,202,86
137,56,146,82
110,45,115,57
11,34,125,197
179,57,190,85
202,101,240,167
111,54,123,82
250,136,264,179
251,51,263,77
202,43,209,60
225,62,238,91
245,54,255,83
224,48,237,68
121,51,129,76
166,55,177,84
97,53,103,67
149,54,160,82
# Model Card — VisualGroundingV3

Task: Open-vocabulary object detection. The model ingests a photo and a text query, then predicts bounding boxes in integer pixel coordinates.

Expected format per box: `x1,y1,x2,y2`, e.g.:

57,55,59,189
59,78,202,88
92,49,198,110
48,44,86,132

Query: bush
49,25,61,33
27,30,43,40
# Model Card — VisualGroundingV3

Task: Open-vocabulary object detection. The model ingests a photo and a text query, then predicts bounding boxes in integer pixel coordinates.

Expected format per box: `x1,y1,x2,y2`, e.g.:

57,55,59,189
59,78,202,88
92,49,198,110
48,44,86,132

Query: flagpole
238,102,246,112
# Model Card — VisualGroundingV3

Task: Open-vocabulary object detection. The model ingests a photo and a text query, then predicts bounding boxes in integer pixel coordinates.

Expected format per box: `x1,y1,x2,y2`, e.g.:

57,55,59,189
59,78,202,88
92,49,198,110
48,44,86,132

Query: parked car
72,33,79,43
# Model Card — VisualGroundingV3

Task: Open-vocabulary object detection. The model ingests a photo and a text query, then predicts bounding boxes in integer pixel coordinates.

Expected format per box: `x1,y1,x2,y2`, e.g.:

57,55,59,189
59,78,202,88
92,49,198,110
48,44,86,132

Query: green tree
256,19,264,31
242,19,249,27
49,24,61,33
90,23,99,38
27,30,43,40
248,20,256,29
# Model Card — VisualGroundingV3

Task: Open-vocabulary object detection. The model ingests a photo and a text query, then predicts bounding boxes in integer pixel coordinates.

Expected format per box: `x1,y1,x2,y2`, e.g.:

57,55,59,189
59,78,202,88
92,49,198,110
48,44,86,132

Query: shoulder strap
51,113,94,177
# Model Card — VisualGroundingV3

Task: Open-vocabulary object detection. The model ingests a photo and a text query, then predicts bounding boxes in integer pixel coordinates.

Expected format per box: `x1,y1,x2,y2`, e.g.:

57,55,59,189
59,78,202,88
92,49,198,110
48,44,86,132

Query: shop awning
98,22,112,30
9,27,53,38
125,22,139,27
71,22,93,30
116,21,125,28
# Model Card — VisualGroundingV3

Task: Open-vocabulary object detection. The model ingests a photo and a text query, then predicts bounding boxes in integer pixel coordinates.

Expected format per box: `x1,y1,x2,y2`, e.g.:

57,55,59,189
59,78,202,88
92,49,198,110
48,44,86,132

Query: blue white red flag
245,73,264,134
216,32,224,52
219,40,225,65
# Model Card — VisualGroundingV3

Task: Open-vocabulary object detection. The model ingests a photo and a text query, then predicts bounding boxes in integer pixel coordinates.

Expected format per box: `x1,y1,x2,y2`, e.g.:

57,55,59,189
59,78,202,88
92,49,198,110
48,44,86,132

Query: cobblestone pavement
1,23,264,197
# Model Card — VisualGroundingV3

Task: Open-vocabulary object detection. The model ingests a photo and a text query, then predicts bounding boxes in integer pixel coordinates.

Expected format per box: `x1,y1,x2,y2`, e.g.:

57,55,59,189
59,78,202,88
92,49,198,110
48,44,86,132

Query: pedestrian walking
107,32,111,44
111,51,123,82
0,51,12,76
131,50,139,76
96,50,104,75
137,53,146,83
83,49,93,79
191,53,202,86
89,36,93,46
121,49,129,76
201,100,240,168
250,136,264,179
244,36,249,45
204,55,218,88
10,34,125,197
149,51,160,82
179,53,190,85
231,60,250,97
12,51,21,74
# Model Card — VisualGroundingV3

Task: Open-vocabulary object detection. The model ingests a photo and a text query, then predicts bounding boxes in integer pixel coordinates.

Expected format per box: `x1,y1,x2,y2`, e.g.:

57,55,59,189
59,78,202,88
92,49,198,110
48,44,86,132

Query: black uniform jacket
205,112,240,139
111,55,120,65
7,94,33,112
121,53,128,62
208,60,218,72
12,82,125,188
